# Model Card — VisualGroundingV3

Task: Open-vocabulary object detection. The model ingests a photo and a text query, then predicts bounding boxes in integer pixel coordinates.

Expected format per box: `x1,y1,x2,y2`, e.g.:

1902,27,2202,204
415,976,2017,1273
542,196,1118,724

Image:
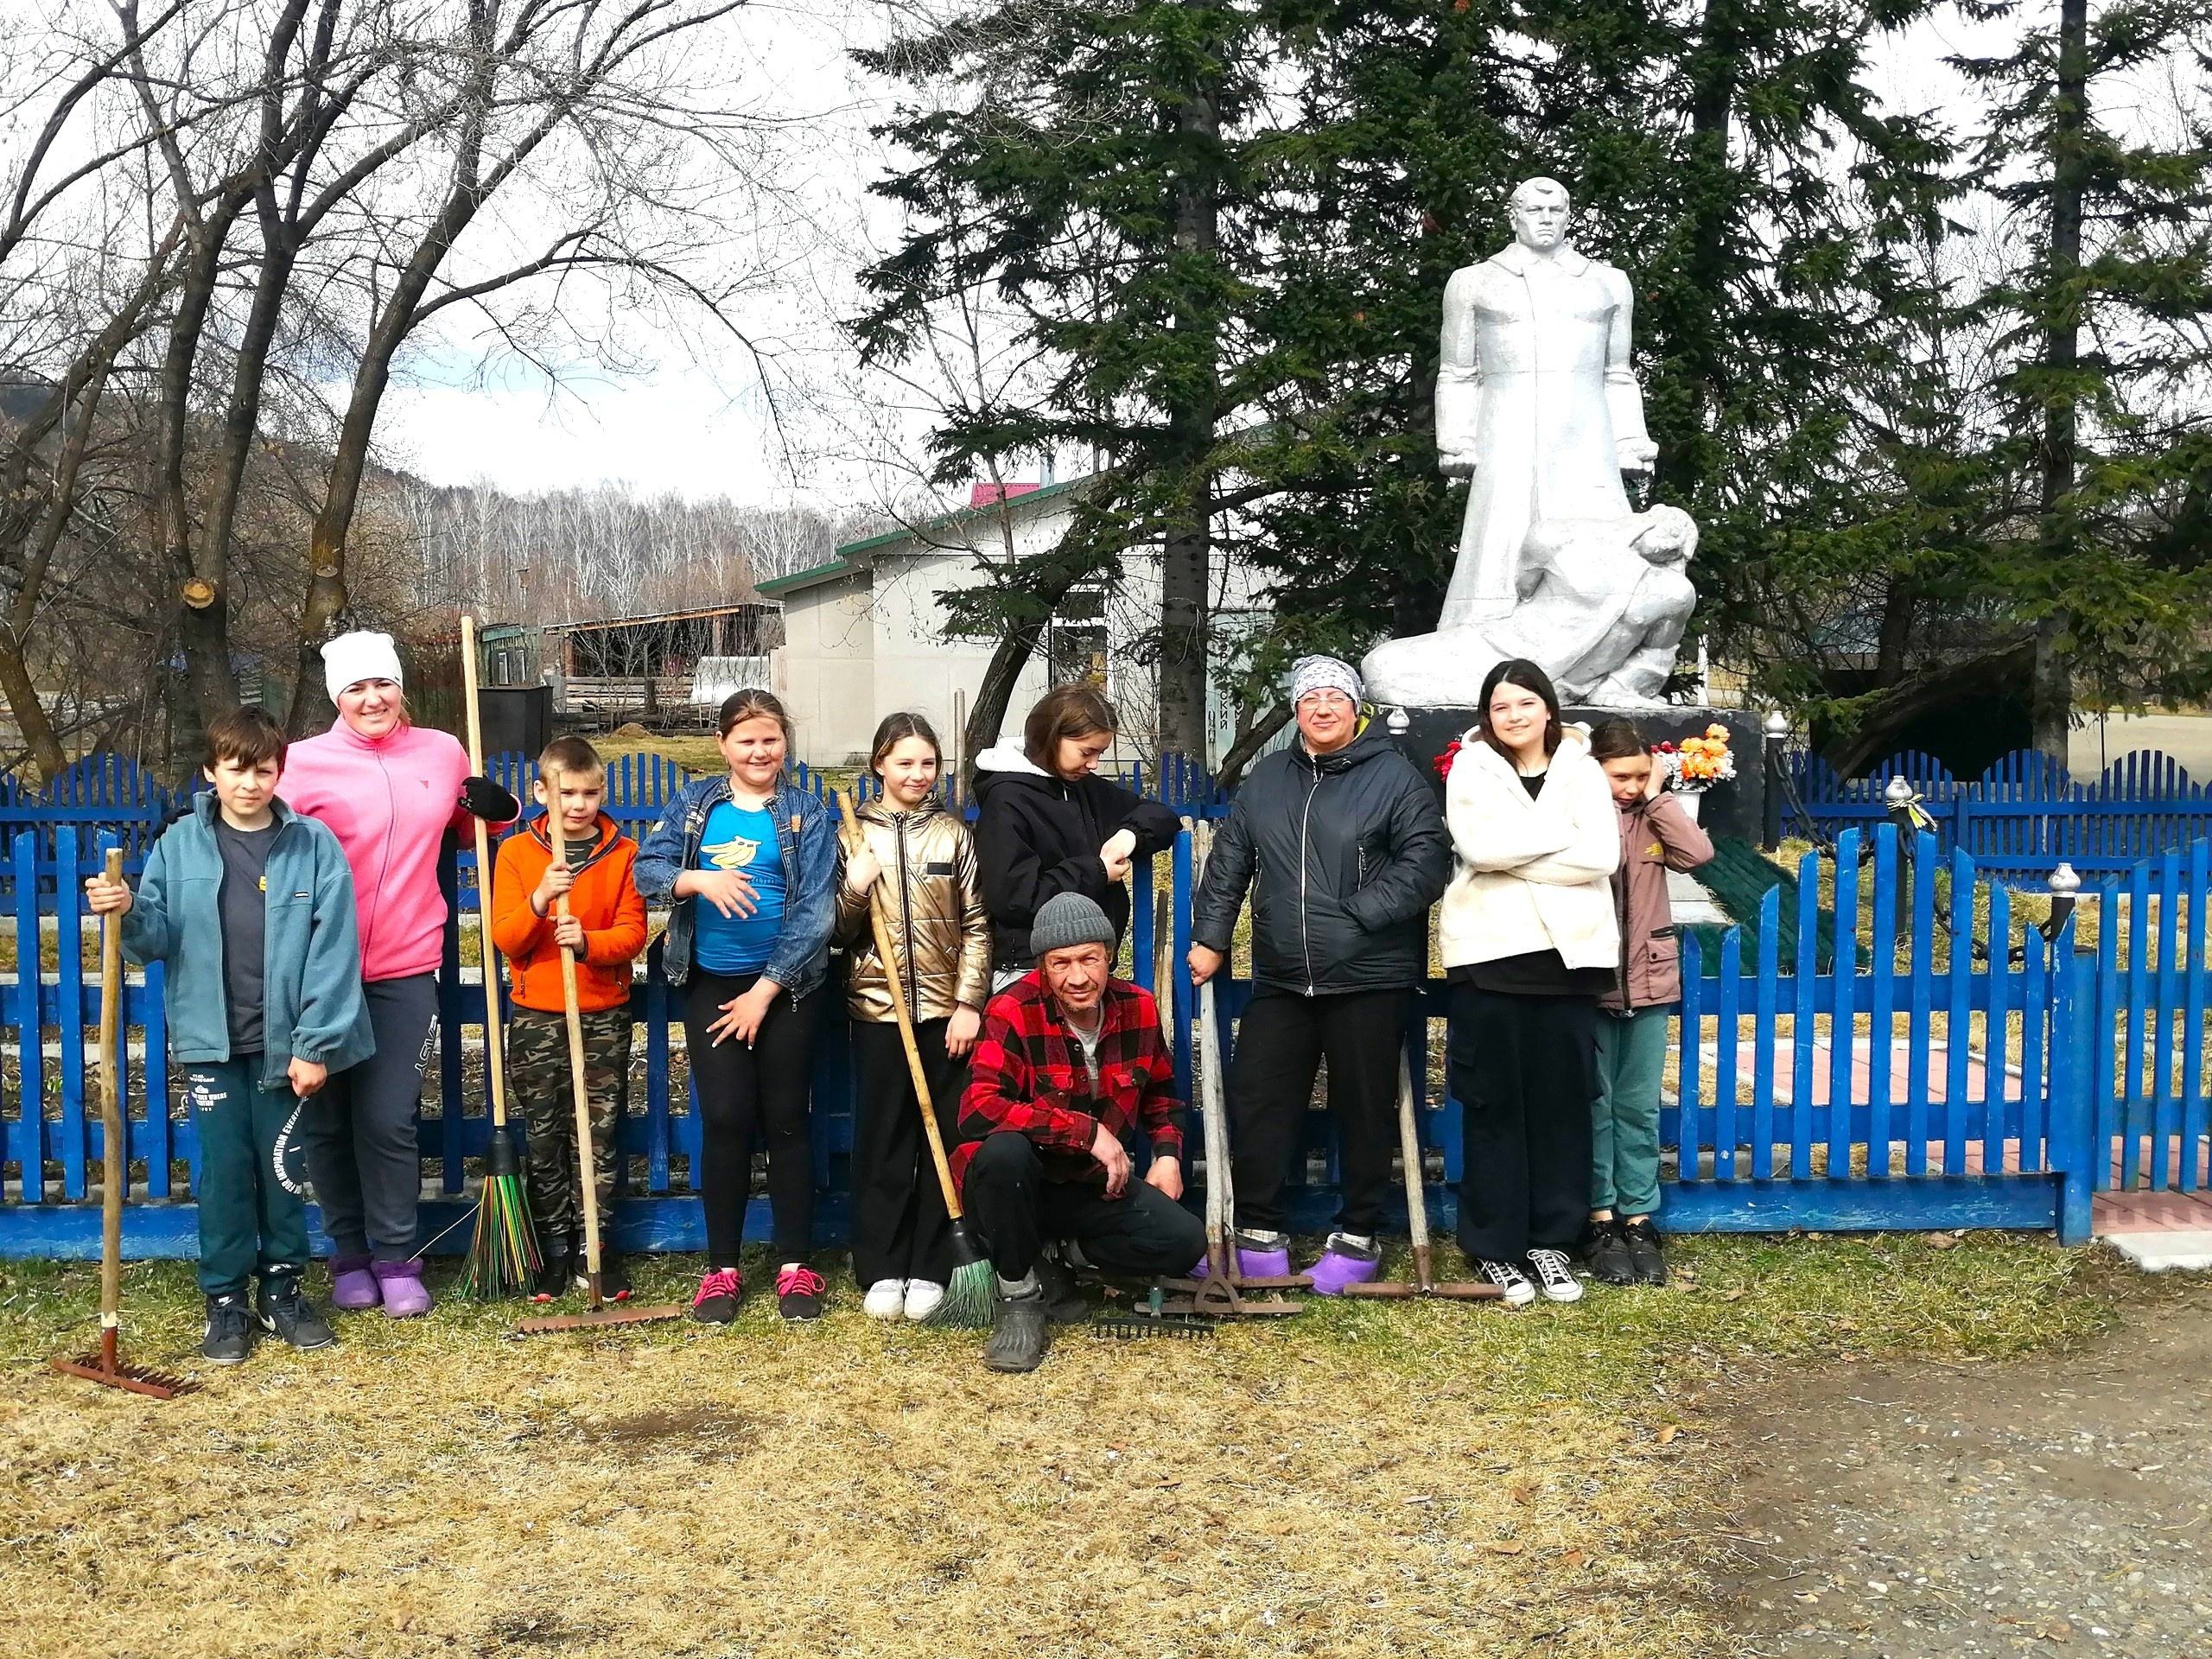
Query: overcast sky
370,3,2132,512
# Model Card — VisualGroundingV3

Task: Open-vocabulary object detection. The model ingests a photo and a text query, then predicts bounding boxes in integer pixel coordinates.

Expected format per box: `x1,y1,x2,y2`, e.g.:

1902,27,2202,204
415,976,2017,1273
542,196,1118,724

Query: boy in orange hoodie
492,736,648,1301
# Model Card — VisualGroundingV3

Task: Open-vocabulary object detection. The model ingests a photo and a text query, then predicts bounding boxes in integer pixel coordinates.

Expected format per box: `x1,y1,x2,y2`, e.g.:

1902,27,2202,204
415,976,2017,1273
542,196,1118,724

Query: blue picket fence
0,750,1230,917
10,811,2178,1258
1787,747,2212,875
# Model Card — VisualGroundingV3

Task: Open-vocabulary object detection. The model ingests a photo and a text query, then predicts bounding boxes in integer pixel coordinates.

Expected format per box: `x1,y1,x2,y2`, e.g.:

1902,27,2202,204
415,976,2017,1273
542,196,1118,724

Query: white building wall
776,486,1278,771
770,570,876,763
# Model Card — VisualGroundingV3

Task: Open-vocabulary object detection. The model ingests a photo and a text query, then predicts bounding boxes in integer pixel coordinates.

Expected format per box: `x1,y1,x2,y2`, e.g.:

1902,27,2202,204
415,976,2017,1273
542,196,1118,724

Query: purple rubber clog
329,1255,381,1312
372,1258,433,1319
1302,1235,1382,1295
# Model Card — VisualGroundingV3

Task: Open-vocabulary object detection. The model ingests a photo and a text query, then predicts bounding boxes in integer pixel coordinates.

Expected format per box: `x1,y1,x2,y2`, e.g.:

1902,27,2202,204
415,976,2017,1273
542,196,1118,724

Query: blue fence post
2054,917,2098,1245
10,829,44,1202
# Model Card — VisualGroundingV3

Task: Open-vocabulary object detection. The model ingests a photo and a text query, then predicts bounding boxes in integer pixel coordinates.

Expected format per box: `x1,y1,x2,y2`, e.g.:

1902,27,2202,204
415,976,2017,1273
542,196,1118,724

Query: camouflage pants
509,1006,632,1246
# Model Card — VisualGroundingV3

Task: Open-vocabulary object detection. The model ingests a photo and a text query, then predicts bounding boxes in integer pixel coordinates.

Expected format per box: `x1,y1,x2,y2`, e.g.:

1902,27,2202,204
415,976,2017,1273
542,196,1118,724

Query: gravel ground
1714,1271,2212,1658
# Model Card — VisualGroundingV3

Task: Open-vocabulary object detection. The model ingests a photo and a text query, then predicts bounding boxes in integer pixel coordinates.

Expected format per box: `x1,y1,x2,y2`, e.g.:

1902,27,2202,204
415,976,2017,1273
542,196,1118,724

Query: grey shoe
983,1294,1051,1373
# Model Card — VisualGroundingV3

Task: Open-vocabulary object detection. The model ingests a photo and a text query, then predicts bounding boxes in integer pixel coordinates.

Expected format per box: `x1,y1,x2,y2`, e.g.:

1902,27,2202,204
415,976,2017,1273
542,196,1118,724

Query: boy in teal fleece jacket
86,709,375,1364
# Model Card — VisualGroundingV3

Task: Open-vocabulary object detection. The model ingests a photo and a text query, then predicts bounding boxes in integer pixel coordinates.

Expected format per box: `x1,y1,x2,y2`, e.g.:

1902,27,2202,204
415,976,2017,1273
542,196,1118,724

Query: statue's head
1632,505,1700,568
1509,177,1571,252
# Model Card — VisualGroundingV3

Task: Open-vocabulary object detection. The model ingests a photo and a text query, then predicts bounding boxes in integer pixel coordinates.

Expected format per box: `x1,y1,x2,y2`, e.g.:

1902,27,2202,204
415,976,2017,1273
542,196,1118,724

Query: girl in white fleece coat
1440,659,1619,1306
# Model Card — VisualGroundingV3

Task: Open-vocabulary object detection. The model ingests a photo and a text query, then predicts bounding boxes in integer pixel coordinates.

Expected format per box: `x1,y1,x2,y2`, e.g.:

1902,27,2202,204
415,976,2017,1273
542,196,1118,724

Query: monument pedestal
1388,705,1766,846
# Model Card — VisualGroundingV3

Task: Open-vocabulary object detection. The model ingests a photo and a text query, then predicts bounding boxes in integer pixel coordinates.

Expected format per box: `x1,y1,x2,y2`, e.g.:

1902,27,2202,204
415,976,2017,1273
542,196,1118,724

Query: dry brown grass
4,1277,1713,1659
0,1230,2124,1659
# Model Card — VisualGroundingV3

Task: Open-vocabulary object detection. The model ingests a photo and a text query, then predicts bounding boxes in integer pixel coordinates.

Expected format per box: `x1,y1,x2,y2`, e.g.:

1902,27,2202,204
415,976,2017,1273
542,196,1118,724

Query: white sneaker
863,1278,908,1320
1524,1249,1584,1304
901,1280,945,1322
1478,1257,1536,1307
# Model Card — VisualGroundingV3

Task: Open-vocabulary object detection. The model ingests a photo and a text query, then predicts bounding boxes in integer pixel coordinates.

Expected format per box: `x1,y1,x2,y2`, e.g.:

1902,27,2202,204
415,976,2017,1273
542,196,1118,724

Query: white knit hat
322,631,404,702
1288,654,1361,707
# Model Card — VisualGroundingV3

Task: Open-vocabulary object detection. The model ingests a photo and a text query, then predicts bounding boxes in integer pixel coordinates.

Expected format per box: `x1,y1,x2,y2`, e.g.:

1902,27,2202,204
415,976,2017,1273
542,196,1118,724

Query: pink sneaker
691,1267,742,1324
372,1258,432,1318
329,1255,380,1312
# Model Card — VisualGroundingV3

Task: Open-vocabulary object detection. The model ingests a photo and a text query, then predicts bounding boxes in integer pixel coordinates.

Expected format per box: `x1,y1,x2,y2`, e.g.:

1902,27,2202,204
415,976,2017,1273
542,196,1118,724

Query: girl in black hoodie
970,683,1181,984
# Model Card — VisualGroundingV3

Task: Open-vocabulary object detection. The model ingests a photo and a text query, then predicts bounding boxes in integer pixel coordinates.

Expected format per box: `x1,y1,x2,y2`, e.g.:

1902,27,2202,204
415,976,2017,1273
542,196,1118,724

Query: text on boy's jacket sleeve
291,828,372,1065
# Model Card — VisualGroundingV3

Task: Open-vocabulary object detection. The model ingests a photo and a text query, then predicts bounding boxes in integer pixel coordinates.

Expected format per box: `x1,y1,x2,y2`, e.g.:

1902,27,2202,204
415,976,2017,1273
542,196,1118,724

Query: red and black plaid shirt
951,971,1185,1192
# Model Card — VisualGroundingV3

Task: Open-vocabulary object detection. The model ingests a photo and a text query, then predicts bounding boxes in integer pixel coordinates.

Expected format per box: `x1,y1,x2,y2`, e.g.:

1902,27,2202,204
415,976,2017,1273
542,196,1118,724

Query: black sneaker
1582,1220,1636,1287
775,1263,827,1321
983,1292,1051,1373
1621,1218,1669,1287
201,1294,257,1364
532,1244,574,1304
256,1276,336,1351
1033,1252,1089,1324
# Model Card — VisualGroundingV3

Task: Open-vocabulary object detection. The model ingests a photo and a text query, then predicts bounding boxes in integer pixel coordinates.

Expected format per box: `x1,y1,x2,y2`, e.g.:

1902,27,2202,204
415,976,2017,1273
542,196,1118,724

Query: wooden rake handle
1395,1051,1435,1294
99,845,124,1330
546,762,606,1293
833,791,968,1223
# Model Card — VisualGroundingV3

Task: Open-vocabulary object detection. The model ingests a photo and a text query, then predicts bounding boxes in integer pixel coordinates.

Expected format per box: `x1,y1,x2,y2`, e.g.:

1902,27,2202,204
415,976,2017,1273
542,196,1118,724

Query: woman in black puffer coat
971,683,1180,985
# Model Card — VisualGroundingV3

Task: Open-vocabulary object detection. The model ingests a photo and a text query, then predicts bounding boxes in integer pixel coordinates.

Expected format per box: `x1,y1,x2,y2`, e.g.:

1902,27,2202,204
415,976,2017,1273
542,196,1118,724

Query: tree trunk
1215,701,1291,789
1662,0,1743,500
0,632,65,781
2032,0,2089,767
1825,642,2037,776
1155,81,1221,766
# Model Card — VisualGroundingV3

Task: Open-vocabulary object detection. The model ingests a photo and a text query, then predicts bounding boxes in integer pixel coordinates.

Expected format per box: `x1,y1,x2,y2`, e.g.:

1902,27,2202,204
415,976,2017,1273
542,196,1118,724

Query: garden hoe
517,803,683,1333
1341,1053,1501,1303
831,791,996,1326
52,848,195,1397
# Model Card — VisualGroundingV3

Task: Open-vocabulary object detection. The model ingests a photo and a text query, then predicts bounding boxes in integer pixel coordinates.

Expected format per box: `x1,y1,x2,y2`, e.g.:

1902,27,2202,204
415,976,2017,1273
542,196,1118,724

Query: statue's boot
1360,626,1506,710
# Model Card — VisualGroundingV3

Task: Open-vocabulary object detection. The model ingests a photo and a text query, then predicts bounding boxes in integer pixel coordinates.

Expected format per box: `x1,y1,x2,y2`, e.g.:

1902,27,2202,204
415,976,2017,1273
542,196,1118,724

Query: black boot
532,1239,574,1303
1033,1252,1089,1324
201,1294,256,1364
1621,1218,1669,1287
257,1274,337,1351
983,1293,1051,1373
1582,1220,1635,1287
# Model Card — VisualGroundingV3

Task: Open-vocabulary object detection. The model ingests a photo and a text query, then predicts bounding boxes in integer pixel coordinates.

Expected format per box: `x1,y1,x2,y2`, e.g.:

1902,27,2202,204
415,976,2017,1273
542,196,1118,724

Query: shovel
1342,1052,1501,1302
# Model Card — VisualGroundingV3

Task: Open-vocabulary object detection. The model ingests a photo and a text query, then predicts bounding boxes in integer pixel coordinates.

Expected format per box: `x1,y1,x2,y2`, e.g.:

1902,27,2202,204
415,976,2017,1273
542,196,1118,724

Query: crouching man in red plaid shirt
955,892,1205,1371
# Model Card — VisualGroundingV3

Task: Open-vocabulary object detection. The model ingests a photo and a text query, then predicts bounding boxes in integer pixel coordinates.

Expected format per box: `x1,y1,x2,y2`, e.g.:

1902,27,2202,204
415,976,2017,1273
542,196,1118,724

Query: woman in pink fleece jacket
278,632,517,1317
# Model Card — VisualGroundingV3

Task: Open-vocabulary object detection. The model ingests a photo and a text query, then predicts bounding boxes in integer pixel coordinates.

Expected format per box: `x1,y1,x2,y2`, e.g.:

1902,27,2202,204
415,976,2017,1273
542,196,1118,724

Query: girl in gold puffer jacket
836,713,994,1321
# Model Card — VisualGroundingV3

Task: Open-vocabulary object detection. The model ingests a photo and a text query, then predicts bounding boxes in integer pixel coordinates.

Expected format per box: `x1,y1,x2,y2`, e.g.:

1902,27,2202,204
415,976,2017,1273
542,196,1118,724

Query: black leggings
683,970,823,1267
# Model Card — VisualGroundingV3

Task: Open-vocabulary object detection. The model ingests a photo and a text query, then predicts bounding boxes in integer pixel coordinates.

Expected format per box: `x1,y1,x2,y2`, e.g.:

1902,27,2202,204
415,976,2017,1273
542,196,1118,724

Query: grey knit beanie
1031,892,1116,957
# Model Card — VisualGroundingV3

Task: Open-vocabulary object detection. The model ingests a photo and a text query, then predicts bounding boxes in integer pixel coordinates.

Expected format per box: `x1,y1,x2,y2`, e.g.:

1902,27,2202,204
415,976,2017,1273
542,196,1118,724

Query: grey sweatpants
302,973,437,1262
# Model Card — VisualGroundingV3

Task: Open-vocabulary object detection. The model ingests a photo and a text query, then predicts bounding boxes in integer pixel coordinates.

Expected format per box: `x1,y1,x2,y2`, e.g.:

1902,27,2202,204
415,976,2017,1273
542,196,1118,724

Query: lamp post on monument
1762,709,1790,853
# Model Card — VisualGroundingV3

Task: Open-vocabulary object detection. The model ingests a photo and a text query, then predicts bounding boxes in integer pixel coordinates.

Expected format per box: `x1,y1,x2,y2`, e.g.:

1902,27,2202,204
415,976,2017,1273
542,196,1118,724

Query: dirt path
1713,1274,2212,1658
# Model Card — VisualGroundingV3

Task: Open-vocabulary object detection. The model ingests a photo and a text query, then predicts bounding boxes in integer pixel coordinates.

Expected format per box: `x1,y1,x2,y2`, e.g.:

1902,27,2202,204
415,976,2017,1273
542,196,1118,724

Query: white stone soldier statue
1364,175,1691,708
1437,175,1656,626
